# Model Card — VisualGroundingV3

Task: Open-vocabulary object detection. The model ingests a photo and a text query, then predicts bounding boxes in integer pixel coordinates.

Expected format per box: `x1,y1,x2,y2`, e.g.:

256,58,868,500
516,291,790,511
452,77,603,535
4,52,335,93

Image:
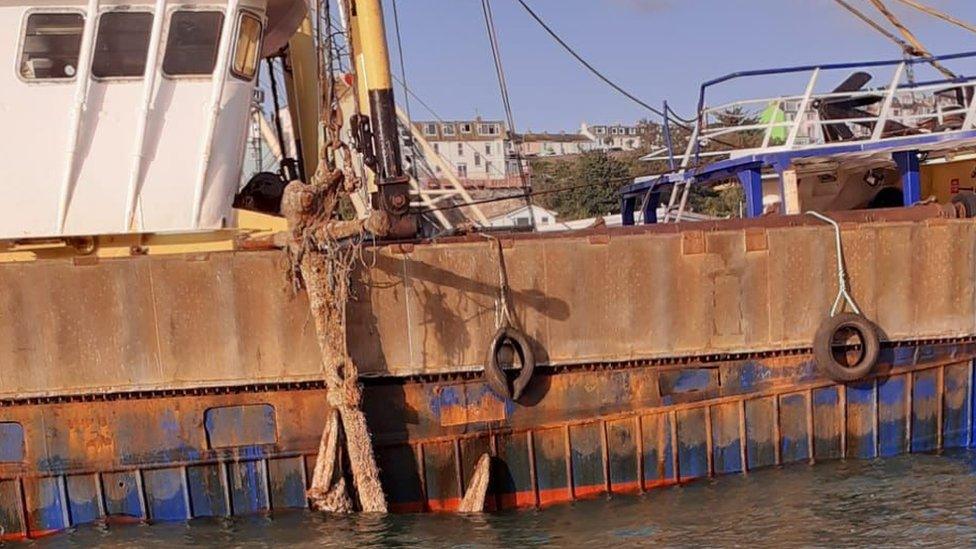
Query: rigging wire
390,0,421,182
515,0,680,123
514,0,748,151
390,72,513,180
481,0,535,227
426,174,665,213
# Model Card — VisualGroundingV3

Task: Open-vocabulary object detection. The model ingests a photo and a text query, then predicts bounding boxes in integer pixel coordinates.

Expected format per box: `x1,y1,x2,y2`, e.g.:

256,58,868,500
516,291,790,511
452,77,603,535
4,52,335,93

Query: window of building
91,12,153,78
541,216,550,224
474,152,481,166
433,143,439,154
163,11,224,76
231,12,262,80
490,124,500,135
478,123,490,135
442,123,456,136
485,143,492,155
485,161,493,175
19,12,85,80
457,143,463,156
424,123,437,136
457,163,467,178
595,127,606,134
460,123,472,133
515,217,530,227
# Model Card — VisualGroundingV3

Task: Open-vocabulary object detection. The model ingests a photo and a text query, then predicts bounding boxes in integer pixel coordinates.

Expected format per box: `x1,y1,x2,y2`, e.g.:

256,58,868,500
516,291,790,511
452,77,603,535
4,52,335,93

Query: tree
531,151,631,220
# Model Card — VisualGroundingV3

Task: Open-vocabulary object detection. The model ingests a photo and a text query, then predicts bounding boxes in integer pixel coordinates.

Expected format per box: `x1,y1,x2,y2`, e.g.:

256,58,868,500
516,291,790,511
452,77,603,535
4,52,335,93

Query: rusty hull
0,209,974,399
0,341,971,536
0,209,975,536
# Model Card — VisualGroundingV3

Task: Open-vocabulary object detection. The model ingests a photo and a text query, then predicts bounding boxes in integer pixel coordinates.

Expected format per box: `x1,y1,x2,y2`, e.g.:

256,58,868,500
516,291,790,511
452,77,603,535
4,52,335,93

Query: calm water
25,451,976,547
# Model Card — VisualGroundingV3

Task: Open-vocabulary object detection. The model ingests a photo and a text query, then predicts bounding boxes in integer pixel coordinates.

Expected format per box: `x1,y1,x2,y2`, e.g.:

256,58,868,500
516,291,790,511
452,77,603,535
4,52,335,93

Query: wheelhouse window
19,13,84,80
163,10,223,76
92,12,153,78
231,12,261,80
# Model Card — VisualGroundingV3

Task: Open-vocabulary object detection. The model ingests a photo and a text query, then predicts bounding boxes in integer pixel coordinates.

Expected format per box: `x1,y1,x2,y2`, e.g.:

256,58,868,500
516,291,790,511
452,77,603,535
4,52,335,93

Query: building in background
520,132,594,157
486,203,559,228
580,122,649,151
410,117,525,189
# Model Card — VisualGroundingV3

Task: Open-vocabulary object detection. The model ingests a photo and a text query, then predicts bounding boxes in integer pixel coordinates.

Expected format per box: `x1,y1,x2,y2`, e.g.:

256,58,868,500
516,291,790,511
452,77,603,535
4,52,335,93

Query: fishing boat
2,0,976,539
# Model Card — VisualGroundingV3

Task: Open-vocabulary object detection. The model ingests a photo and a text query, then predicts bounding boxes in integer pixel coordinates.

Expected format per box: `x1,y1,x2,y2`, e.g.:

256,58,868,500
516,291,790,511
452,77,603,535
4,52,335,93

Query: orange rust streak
537,487,571,507
425,497,461,512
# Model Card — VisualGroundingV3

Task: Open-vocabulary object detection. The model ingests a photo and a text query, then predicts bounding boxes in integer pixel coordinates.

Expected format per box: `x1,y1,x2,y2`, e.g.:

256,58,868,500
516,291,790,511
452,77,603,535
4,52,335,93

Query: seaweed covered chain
280,0,391,514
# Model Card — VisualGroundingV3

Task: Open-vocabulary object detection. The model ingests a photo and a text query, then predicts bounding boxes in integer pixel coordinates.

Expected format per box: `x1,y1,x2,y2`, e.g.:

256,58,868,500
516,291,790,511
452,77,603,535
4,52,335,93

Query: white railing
683,63,976,169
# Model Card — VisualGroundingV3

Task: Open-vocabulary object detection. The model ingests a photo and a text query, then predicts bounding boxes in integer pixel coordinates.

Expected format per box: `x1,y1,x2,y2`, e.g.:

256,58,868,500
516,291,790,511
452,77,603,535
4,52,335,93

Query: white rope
480,233,515,329
806,211,861,317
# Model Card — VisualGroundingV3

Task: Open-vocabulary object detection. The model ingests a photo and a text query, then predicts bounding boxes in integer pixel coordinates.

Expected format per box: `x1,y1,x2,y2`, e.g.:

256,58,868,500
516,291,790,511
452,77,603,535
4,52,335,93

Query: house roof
519,132,590,143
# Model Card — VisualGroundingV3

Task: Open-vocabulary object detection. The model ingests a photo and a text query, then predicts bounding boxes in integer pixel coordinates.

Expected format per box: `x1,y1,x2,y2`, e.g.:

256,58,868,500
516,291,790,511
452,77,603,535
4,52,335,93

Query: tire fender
484,326,536,402
813,313,881,382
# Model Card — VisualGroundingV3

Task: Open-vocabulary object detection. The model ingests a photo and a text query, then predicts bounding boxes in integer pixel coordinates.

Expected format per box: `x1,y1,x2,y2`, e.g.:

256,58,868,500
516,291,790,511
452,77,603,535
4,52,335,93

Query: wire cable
514,0,749,151
516,0,676,122
482,0,535,227
426,173,667,213
391,0,421,182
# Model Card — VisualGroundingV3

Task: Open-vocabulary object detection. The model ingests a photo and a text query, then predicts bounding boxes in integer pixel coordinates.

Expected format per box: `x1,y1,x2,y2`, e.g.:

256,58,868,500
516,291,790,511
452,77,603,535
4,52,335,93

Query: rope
806,211,861,317
481,0,535,228
891,0,976,35
833,0,915,55
480,233,516,329
865,0,957,79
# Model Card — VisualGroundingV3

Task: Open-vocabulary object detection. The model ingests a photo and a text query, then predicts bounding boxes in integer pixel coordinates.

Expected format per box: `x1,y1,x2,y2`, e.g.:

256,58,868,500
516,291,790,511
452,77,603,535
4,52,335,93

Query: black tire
484,326,536,401
951,191,976,218
813,313,880,382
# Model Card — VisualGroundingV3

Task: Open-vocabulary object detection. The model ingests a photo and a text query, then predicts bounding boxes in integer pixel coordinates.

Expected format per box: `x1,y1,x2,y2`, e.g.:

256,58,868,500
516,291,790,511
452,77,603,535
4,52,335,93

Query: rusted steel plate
0,218,974,396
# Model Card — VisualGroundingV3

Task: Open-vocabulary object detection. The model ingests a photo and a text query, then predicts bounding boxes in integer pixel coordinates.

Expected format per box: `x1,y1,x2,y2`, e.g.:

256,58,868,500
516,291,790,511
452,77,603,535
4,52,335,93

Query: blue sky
382,0,976,132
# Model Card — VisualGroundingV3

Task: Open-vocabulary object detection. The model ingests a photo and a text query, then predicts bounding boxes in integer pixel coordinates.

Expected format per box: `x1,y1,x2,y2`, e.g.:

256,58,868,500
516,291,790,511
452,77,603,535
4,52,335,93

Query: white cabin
0,0,304,239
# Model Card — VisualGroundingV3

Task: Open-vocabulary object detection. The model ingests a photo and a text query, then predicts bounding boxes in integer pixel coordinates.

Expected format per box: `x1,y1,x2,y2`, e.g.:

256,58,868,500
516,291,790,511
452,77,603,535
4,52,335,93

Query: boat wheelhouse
620,51,976,223
0,0,304,238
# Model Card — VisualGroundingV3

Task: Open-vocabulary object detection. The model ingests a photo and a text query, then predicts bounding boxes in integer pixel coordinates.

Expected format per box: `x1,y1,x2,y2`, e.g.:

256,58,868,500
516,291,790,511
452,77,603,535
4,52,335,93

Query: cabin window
91,12,153,78
163,10,224,76
231,12,262,80
19,12,85,80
